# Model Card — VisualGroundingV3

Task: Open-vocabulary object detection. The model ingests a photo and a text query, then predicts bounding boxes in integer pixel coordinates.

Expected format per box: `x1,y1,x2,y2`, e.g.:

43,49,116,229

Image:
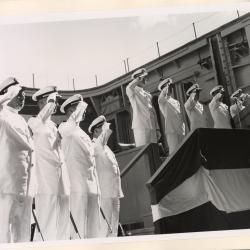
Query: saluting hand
102,122,111,131
47,92,58,103
163,85,170,95
7,85,22,99
220,88,225,94
138,72,147,81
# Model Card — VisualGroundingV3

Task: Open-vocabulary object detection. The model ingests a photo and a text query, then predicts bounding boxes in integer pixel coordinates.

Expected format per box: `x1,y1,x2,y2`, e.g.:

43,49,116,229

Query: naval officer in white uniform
0,77,34,243
230,88,250,119
126,68,159,147
89,115,124,237
28,86,70,241
209,85,232,129
59,94,100,239
158,78,185,154
184,83,208,131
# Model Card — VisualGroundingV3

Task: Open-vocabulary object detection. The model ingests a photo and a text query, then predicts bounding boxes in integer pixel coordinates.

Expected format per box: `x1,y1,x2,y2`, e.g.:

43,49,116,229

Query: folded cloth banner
151,167,250,222
147,128,250,233
151,166,208,221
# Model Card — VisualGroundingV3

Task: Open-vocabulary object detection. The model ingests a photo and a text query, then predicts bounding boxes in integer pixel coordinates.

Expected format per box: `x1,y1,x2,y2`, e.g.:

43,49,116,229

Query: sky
0,8,250,91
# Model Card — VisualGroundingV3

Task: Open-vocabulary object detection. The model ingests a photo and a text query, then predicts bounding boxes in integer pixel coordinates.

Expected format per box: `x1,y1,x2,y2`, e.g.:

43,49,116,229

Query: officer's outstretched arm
36,93,58,123
68,100,88,124
210,92,222,111
126,78,140,98
97,122,112,146
185,92,196,111
158,86,168,104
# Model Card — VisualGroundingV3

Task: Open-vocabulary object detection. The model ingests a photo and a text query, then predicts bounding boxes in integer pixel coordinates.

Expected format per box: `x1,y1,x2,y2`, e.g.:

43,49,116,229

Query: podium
147,128,250,234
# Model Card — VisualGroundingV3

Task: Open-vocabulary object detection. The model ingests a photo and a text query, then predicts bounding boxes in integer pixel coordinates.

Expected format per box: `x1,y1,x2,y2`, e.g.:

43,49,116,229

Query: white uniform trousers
0,193,32,243
34,194,70,241
133,128,157,147
98,197,120,237
86,195,101,238
167,133,184,155
70,193,88,239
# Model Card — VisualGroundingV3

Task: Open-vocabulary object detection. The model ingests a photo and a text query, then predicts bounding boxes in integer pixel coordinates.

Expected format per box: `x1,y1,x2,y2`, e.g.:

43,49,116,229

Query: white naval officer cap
60,94,84,113
158,78,173,92
209,85,224,96
32,86,58,101
131,68,148,80
230,88,243,99
186,83,202,96
88,115,106,134
0,77,20,95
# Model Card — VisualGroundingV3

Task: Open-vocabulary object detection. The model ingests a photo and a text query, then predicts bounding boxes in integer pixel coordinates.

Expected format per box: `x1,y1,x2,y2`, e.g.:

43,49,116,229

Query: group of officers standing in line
126,68,250,154
0,77,123,243
0,68,249,244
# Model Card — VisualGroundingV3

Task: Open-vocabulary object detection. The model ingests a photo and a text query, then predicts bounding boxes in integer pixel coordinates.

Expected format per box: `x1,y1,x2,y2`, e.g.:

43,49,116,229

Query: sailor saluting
28,86,70,241
59,94,100,239
126,68,160,147
209,85,232,129
185,83,208,131
0,77,34,243
230,88,250,127
89,115,124,237
158,78,185,154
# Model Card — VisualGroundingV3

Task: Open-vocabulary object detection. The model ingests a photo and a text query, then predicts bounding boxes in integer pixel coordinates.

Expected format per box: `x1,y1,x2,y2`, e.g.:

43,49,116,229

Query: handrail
120,143,157,178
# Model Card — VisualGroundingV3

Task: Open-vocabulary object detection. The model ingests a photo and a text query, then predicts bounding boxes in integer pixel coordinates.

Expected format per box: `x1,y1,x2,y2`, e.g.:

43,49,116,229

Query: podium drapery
147,128,250,234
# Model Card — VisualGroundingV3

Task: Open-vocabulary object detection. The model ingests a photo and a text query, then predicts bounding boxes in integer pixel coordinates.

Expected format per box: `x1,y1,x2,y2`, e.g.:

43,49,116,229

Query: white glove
163,84,169,94
69,100,88,123
190,91,197,99
138,72,148,80
47,92,58,103
0,85,22,106
6,85,22,99
77,100,88,110
102,121,111,131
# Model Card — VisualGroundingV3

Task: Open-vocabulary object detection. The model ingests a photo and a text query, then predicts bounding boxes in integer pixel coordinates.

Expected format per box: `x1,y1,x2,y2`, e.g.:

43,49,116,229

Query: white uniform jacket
158,92,185,136
126,82,159,130
28,102,70,195
209,93,231,129
230,102,245,118
0,106,34,196
230,94,250,118
184,92,207,131
93,125,124,199
58,102,99,195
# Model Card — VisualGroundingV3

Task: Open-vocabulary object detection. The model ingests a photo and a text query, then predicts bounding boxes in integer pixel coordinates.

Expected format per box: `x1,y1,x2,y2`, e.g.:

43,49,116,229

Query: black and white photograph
1,0,250,249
